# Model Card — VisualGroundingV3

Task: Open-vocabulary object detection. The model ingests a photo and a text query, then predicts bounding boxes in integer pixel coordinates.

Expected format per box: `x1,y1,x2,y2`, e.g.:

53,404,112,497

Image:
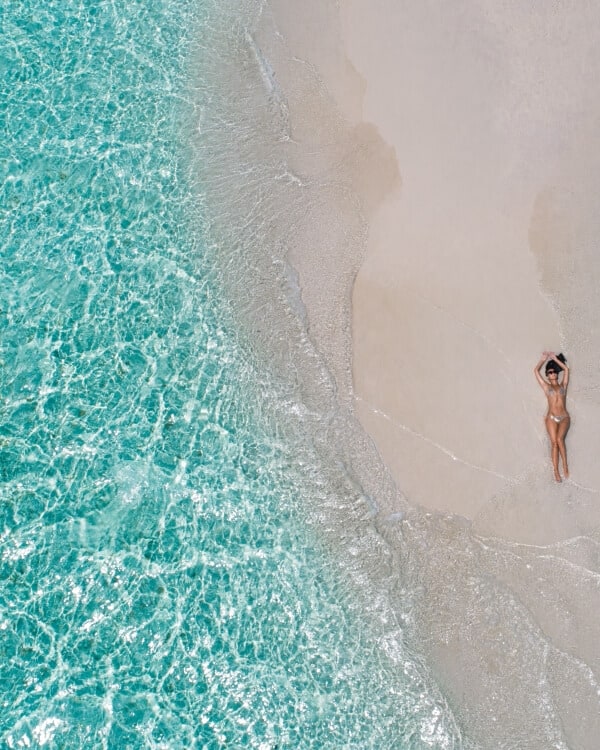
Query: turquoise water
1,1,461,747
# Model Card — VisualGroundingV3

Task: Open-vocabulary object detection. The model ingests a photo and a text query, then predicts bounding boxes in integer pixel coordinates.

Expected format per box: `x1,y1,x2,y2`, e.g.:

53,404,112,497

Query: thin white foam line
536,554,600,582
475,533,600,554
566,479,600,495
478,537,600,581
355,395,511,481
548,643,600,697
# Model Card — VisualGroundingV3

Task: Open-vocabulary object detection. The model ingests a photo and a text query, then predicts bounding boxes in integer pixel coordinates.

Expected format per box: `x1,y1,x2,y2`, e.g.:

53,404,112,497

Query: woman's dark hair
545,352,567,375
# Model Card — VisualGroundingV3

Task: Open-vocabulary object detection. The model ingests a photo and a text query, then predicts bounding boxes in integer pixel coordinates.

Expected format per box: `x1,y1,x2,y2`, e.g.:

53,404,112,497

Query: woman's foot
564,466,570,479
554,471,562,483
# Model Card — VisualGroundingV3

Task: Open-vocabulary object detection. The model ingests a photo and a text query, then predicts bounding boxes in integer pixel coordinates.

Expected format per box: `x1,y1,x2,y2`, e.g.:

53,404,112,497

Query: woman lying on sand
534,352,570,482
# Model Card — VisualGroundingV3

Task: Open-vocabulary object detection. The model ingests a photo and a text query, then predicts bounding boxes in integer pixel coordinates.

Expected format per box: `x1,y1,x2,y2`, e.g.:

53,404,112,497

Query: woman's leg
557,417,570,478
545,417,561,481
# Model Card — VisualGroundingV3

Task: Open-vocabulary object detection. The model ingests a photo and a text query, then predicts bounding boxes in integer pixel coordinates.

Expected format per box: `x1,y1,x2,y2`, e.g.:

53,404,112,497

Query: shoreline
190,0,600,745
260,0,600,746
188,3,469,742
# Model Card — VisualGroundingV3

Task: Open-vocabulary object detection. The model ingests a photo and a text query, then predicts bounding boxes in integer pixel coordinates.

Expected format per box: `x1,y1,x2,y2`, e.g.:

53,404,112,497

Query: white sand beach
344,0,600,518
204,0,600,745
340,1,600,746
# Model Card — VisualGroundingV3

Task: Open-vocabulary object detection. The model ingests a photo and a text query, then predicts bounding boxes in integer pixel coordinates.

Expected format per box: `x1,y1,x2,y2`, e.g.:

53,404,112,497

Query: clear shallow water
1,0,461,747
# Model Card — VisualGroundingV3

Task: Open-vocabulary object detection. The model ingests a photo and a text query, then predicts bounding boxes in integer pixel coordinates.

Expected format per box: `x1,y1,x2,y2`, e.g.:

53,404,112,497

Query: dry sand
339,1,600,746
344,0,600,518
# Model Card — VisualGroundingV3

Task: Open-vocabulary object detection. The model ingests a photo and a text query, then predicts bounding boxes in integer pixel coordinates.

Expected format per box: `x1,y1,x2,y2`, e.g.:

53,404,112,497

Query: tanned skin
534,351,570,482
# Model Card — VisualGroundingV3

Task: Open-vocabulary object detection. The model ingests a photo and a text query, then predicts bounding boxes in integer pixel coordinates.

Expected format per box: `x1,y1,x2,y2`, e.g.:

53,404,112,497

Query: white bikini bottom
548,413,568,424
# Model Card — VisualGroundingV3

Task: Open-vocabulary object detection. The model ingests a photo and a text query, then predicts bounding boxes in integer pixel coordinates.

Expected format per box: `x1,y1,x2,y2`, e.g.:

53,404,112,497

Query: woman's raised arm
534,353,549,389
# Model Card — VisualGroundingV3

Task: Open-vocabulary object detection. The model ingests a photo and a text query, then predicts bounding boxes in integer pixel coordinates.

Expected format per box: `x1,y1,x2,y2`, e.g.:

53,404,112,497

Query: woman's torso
546,385,568,417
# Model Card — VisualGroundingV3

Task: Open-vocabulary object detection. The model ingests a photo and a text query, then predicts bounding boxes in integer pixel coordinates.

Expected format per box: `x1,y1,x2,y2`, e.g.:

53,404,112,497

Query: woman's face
548,371,559,381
